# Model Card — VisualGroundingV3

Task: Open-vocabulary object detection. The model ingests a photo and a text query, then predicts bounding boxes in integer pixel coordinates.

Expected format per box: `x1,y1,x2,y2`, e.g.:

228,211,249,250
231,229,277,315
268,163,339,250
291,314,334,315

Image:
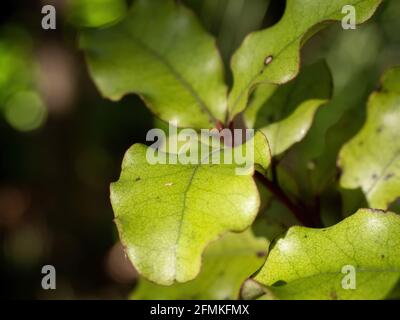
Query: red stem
255,171,316,227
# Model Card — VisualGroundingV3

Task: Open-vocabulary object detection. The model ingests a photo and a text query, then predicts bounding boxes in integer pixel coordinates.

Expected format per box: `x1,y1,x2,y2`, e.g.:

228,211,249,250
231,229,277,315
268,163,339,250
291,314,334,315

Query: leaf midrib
173,164,201,280
125,29,218,125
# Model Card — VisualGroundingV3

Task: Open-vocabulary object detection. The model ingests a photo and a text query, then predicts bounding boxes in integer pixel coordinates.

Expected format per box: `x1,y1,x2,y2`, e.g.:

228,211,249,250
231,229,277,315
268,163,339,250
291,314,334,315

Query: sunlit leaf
277,21,386,202
111,142,262,285
254,209,400,300
228,0,382,118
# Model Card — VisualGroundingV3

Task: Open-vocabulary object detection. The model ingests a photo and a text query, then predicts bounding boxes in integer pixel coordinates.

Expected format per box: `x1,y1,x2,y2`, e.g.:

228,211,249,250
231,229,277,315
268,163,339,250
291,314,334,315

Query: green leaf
339,67,400,210
228,0,382,118
387,280,400,300
253,131,272,174
195,0,271,62
80,0,227,129
277,23,385,200
240,278,275,300
245,61,332,156
110,143,261,285
67,0,127,28
254,209,400,300
131,230,268,299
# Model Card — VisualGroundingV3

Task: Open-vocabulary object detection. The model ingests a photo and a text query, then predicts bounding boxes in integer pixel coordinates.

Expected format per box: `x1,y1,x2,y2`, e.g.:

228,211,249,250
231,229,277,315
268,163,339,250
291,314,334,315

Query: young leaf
80,0,227,129
228,0,382,118
245,61,332,156
110,144,261,285
277,24,386,200
339,67,400,210
131,230,268,300
254,209,400,300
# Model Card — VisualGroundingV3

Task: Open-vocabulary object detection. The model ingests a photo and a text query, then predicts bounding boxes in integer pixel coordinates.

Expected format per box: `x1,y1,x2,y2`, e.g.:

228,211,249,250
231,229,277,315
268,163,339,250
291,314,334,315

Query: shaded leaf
185,0,271,65
245,61,332,155
81,0,227,129
339,67,400,209
278,20,386,203
67,0,127,28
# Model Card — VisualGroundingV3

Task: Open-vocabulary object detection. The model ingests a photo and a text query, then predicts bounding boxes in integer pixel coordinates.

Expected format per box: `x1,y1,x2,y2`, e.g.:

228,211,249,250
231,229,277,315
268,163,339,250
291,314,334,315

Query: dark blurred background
0,0,399,299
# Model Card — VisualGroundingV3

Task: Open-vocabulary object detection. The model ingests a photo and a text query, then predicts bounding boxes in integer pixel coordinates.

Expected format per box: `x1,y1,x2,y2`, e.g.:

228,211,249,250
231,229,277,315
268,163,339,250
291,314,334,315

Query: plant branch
270,158,278,184
255,171,316,227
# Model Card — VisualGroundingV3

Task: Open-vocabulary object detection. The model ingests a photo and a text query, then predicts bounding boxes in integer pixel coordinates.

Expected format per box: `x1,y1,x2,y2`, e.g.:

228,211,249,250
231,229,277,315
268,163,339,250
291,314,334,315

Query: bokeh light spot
4,91,47,132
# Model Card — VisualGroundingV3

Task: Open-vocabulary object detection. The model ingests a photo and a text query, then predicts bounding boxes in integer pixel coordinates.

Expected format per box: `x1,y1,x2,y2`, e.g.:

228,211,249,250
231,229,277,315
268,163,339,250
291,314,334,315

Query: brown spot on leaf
265,55,273,65
384,173,394,181
256,251,267,258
